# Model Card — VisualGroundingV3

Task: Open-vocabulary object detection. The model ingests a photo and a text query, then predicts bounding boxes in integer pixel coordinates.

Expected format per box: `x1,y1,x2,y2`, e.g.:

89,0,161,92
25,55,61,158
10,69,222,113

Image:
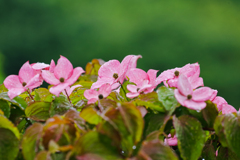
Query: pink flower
157,63,203,89
31,60,55,73
84,84,112,104
91,55,142,89
164,134,178,146
174,74,213,110
4,61,43,99
62,85,82,96
126,68,159,98
42,56,85,96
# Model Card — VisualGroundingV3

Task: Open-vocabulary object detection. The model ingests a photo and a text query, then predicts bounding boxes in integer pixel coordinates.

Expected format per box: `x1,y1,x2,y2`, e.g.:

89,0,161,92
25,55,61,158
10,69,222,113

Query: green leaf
173,115,206,160
0,92,27,110
135,140,178,160
119,80,133,102
85,59,102,75
0,128,19,160
35,151,51,160
73,131,122,160
201,101,218,128
22,123,43,160
214,115,228,147
0,99,10,118
0,114,20,139
222,113,240,158
50,95,72,116
157,86,179,113
80,107,102,125
200,144,216,160
34,88,54,102
25,101,51,121
217,147,239,160
133,92,165,112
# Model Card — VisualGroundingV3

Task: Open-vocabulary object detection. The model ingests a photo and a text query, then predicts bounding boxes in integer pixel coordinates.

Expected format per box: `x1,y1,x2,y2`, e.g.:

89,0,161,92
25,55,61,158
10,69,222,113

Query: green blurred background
0,0,240,108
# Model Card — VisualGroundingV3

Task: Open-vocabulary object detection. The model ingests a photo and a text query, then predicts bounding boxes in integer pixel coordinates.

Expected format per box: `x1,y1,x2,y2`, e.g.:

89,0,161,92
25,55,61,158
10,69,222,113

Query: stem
97,101,103,113
64,89,72,103
27,89,35,102
203,127,215,131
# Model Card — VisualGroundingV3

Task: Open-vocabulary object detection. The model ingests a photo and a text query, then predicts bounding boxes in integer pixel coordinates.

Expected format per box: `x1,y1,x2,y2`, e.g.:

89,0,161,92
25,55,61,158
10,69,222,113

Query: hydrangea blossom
84,84,112,104
4,61,43,99
157,63,203,89
42,56,85,96
174,74,213,110
126,68,160,98
91,55,142,90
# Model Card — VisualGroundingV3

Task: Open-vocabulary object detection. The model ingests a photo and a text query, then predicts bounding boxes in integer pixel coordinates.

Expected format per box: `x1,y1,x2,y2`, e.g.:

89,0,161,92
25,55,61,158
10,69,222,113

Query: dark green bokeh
0,0,240,108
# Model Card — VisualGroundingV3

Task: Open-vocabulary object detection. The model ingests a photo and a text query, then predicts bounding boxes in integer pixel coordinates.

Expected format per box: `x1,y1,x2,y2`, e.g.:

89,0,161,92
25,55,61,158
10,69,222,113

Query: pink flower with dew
91,55,142,90
174,74,213,110
31,60,55,73
164,134,178,146
211,96,228,111
4,61,43,99
62,85,82,96
221,104,237,114
126,68,159,98
84,84,112,104
42,56,85,97
157,63,203,89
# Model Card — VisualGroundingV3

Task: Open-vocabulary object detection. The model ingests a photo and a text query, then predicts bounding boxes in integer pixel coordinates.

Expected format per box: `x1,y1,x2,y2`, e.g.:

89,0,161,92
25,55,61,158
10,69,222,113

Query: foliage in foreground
0,55,239,160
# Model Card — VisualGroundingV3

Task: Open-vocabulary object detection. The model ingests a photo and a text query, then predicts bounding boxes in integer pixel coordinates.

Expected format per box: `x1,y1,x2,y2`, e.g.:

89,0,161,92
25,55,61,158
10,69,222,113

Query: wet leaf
0,92,27,110
25,101,51,121
50,95,72,116
0,99,10,118
201,101,218,128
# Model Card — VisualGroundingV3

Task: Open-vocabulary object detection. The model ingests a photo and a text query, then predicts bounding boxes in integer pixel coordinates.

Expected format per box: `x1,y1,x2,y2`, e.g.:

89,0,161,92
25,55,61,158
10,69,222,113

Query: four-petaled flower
174,74,213,110
42,55,85,96
4,61,43,99
84,84,112,104
91,55,142,89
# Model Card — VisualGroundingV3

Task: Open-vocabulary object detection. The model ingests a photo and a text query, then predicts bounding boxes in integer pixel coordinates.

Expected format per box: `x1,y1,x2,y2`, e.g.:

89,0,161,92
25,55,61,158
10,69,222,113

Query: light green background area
0,0,240,108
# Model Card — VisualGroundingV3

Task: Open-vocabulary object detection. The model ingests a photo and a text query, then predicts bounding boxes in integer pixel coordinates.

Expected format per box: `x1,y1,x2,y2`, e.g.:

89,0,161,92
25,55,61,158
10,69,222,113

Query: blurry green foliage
0,0,240,107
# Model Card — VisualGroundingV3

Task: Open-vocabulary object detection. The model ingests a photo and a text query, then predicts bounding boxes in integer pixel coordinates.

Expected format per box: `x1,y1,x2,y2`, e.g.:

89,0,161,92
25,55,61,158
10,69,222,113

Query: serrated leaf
135,140,178,160
22,123,43,160
173,115,206,160
73,131,122,160
80,107,102,125
202,101,218,128
0,99,10,118
0,128,19,160
157,86,179,113
25,101,51,121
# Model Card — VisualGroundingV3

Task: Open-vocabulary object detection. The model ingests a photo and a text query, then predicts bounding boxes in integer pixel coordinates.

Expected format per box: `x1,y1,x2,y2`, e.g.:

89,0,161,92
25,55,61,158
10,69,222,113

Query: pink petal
84,89,98,100
190,77,204,89
91,77,115,89
111,82,120,90
212,96,227,111
222,104,237,114
42,70,60,85
65,67,85,86
156,69,175,84
98,84,112,98
32,62,50,70
181,63,199,77
8,88,26,99
139,80,152,93
66,85,82,95
209,89,218,101
174,89,187,106
192,87,212,102
147,69,159,86
49,59,55,73
167,78,178,88
87,98,98,104
120,55,142,76
164,134,178,146
49,82,70,97
184,100,206,110
25,74,43,90
126,68,148,86
127,84,138,93
98,60,121,78
126,92,140,99
4,75,23,90
19,61,37,83
177,74,192,96
54,56,73,80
